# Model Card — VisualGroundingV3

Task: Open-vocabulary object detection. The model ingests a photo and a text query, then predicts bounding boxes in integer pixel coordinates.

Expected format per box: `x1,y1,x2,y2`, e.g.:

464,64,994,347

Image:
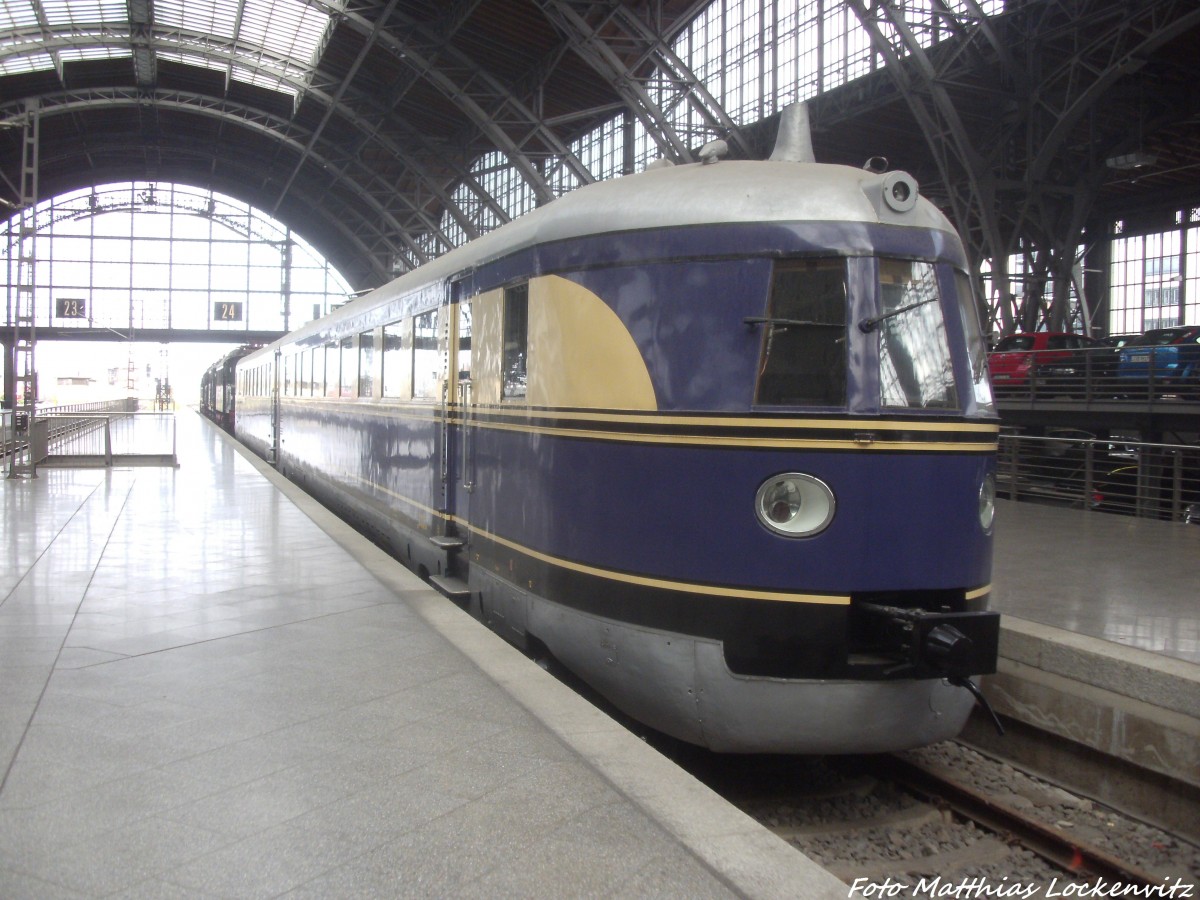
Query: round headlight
755,473,835,537
978,472,996,531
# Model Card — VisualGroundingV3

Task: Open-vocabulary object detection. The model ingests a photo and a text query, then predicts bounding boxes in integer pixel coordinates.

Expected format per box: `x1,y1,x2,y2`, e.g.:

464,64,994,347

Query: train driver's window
878,259,957,409
954,270,994,411
502,284,528,400
755,259,847,406
413,310,440,400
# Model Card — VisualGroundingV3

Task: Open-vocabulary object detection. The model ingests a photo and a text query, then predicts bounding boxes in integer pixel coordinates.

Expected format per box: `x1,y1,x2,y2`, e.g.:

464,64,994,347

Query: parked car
1089,447,1200,520
1115,325,1200,398
1034,333,1139,398
988,332,1099,395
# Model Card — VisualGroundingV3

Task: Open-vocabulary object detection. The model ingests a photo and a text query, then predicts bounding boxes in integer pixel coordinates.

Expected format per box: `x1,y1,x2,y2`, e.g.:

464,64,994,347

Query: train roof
245,157,960,361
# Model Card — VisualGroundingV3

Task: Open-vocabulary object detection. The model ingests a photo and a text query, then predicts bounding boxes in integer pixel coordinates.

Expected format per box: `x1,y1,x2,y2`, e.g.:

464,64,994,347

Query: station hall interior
2,1,1199,897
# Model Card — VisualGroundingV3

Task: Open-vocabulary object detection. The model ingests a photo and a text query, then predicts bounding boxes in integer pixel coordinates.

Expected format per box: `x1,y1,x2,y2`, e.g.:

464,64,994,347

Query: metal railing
990,345,1200,405
40,411,177,467
997,431,1200,523
1,407,13,460
3,400,177,468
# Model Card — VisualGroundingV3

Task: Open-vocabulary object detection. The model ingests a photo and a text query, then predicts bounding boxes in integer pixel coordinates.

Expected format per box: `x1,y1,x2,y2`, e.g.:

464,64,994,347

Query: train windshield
754,259,847,407
877,259,957,409
954,270,995,412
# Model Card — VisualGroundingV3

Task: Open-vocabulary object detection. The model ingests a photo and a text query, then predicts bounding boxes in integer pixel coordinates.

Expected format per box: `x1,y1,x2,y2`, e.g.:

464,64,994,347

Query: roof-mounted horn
769,103,816,164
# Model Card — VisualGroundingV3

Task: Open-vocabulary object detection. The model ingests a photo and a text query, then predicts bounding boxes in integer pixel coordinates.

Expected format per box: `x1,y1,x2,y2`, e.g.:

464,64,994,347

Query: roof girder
534,0,750,164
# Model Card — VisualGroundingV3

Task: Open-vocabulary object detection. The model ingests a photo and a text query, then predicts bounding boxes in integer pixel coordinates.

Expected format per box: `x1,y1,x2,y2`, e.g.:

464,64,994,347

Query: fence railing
2,401,177,469
991,345,1200,405
41,412,177,467
997,431,1200,523
1,408,14,461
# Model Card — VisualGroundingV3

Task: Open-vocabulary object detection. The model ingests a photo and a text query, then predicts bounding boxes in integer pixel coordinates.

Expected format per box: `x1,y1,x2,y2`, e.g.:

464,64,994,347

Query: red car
988,332,1098,394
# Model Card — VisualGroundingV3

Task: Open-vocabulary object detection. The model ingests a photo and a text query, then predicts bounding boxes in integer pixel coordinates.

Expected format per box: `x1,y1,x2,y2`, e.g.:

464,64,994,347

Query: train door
430,276,473,598
443,274,474,524
270,348,281,464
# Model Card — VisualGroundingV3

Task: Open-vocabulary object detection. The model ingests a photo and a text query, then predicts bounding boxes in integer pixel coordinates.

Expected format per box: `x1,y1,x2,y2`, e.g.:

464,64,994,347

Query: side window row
249,280,531,402
270,324,426,400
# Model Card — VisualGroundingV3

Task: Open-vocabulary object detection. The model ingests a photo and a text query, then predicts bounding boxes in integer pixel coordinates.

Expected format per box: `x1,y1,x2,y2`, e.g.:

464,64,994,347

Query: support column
8,99,39,479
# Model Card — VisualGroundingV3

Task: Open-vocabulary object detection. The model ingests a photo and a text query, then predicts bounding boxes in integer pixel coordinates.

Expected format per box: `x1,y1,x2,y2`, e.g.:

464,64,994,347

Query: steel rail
880,755,1168,889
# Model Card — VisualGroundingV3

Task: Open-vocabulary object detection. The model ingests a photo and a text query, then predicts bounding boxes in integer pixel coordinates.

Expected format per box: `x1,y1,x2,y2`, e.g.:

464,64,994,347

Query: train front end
511,155,1001,754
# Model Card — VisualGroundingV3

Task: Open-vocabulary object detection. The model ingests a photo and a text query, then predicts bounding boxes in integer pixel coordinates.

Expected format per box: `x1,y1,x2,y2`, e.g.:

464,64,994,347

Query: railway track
680,742,1199,896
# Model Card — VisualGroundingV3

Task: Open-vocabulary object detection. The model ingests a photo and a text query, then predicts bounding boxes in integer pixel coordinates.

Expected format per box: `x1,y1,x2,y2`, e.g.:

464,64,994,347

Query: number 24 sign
215,302,243,321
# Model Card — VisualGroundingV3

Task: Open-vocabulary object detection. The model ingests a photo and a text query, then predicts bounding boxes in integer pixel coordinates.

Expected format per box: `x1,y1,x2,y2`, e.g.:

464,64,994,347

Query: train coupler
855,602,1000,680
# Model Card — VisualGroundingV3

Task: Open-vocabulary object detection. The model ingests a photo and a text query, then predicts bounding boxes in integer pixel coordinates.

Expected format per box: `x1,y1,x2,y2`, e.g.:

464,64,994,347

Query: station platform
972,498,1200,840
990,499,1198,665
2,410,1197,895
0,410,842,899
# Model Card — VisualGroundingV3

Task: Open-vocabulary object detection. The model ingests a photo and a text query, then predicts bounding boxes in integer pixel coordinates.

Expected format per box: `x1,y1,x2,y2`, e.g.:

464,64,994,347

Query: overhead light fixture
1106,151,1156,170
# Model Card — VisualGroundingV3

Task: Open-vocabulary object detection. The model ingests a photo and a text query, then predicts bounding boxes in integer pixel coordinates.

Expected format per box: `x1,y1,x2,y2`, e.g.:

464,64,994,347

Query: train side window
324,342,338,396
502,284,528,400
340,337,356,397
755,259,847,407
413,310,440,400
458,302,472,382
358,331,374,397
878,259,957,409
283,355,293,396
382,321,408,398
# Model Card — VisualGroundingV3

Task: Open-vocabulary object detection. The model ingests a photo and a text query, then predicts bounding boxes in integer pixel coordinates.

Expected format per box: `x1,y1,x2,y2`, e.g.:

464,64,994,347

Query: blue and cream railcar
232,114,1000,754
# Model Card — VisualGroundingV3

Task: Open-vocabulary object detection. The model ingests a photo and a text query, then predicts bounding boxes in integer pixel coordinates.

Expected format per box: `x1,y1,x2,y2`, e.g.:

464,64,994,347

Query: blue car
1116,325,1200,397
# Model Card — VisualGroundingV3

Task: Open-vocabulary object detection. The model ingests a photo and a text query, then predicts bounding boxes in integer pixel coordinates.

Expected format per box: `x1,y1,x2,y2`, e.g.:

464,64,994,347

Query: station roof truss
1,0,1199,335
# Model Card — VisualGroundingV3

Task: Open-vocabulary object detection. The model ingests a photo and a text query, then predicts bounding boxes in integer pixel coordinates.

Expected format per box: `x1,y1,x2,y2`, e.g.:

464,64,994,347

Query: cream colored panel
470,289,504,405
527,275,657,410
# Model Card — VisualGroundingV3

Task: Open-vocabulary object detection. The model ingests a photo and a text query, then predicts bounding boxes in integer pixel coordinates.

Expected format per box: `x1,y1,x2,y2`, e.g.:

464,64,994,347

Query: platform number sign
215,301,244,322
56,297,87,319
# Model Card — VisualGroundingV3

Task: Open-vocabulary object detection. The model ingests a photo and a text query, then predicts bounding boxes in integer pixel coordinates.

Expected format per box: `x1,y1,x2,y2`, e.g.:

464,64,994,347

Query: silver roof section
261,154,957,354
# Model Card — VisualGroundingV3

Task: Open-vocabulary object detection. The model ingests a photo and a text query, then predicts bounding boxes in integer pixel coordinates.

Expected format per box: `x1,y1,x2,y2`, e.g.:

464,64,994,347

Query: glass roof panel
0,0,339,97
0,1,39,30
155,48,229,79
0,49,50,76
39,0,127,28
155,0,242,44
58,45,131,65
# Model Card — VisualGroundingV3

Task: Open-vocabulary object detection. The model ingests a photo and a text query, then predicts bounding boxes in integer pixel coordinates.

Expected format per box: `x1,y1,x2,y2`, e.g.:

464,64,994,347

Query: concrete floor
990,498,1200,665
0,411,839,899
